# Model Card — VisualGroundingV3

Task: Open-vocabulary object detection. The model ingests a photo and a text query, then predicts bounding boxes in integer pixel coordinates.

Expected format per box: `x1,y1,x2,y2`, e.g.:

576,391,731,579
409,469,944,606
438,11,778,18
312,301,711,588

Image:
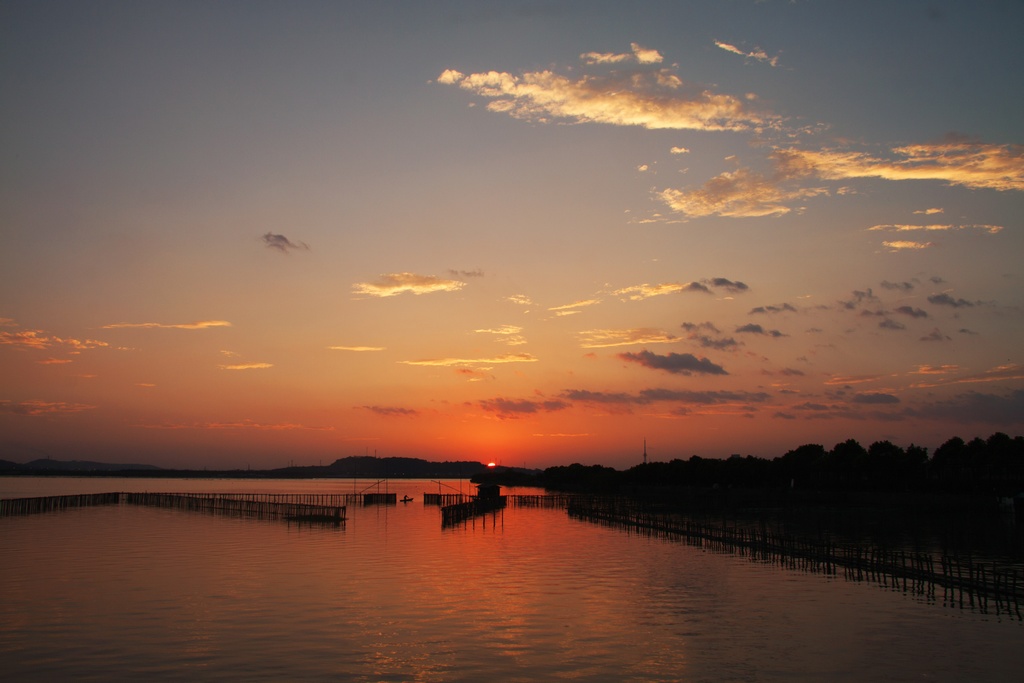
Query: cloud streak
400,353,537,367
477,397,570,419
353,273,466,298
578,328,677,349
219,362,273,370
262,232,309,253
658,167,828,218
0,399,97,416
439,45,777,133
103,320,231,330
0,330,111,350
619,350,728,375
776,142,1024,192
714,40,779,67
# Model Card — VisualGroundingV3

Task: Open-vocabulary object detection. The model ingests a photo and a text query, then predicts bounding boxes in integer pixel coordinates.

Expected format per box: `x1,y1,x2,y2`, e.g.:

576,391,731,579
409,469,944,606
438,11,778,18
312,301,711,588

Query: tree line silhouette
523,432,1024,498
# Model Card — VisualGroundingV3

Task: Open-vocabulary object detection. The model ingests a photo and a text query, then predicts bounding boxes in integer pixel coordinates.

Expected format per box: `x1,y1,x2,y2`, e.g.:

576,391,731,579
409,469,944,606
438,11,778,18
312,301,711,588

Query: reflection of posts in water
566,496,1024,621
441,496,507,527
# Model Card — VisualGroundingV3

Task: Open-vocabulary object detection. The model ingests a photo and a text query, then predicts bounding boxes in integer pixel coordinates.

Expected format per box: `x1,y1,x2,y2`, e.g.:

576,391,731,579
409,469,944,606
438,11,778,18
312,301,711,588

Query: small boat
400,496,413,503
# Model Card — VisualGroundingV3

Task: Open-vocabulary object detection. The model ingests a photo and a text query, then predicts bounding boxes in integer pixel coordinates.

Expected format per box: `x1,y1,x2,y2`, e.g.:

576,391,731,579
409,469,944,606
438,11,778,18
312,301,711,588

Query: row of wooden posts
0,492,120,516
567,496,1023,619
0,492,346,523
440,496,507,527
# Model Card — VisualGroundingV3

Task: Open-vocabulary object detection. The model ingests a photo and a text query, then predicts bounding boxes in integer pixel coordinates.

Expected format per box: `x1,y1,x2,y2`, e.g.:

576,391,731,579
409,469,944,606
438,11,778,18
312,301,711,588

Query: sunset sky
2,1,1022,470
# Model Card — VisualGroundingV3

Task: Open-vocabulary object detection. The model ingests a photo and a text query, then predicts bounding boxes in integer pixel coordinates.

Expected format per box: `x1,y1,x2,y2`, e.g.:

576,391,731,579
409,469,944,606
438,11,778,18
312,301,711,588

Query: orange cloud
352,272,466,297
102,320,231,330
714,40,779,67
0,330,110,350
400,353,537,367
613,283,687,300
658,167,828,218
911,364,961,375
580,42,663,65
910,363,1024,388
143,419,332,431
219,362,273,370
439,46,776,133
548,296,602,313
328,346,386,352
0,399,96,416
883,241,934,250
869,223,1002,234
824,374,886,386
475,325,527,346
578,328,677,348
776,142,1024,191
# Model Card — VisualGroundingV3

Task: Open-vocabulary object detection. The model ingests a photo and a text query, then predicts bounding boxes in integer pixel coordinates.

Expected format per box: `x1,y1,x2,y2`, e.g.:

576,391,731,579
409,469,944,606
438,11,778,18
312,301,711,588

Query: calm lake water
1,477,1021,682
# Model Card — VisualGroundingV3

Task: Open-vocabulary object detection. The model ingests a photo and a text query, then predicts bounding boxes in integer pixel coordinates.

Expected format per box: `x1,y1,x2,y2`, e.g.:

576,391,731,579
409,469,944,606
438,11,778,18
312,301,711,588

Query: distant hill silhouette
323,455,490,479
0,458,163,472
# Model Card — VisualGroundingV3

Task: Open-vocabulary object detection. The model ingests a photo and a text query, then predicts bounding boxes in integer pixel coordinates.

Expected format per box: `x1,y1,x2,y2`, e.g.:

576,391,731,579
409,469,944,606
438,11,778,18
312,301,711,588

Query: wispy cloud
578,328,677,349
262,232,309,253
658,167,828,218
851,392,900,405
563,387,770,407
618,350,728,375
0,399,96,416
400,353,537,367
329,346,386,352
475,325,527,346
736,323,785,337
143,419,332,431
883,240,934,251
776,141,1024,191
219,362,273,370
928,292,976,308
0,330,111,350
352,272,466,298
448,268,484,278
439,44,777,133
749,303,796,314
714,40,779,67
680,322,739,350
869,223,1003,234
614,277,747,301
910,363,1024,389
663,140,1023,220
580,42,664,65
912,364,960,375
824,374,886,386
548,299,602,314
477,397,570,419
613,283,689,300
103,320,231,330
893,306,928,318
362,405,420,417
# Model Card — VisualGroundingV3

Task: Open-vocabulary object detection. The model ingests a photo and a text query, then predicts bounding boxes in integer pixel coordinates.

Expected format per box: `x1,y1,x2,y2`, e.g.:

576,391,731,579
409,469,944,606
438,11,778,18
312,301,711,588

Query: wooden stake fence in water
0,492,346,524
124,492,345,523
441,496,507,527
0,492,121,516
567,497,1023,620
